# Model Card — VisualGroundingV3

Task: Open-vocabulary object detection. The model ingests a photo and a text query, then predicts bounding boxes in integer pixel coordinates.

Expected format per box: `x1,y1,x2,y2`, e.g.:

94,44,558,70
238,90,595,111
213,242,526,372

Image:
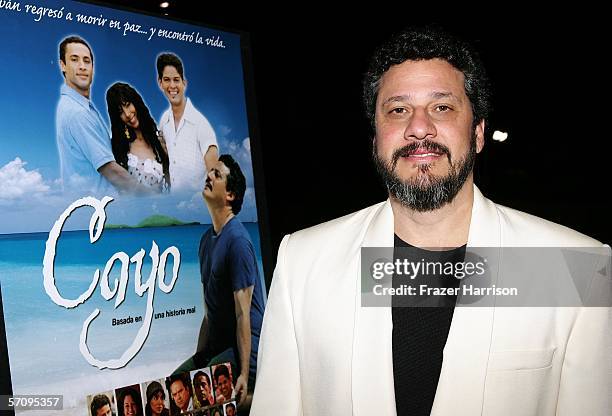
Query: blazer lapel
431,186,501,415
352,200,397,415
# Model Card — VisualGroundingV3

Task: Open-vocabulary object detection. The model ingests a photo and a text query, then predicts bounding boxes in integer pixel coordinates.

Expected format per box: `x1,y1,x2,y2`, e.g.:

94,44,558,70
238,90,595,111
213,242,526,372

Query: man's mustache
391,140,451,169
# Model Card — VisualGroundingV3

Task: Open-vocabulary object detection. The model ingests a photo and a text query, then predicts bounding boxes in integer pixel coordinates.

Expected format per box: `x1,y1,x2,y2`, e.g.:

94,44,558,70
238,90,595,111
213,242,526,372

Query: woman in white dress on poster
106,82,170,192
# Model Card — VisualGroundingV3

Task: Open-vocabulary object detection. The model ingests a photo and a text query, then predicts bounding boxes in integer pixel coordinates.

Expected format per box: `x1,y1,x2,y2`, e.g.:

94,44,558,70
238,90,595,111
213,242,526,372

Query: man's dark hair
213,363,231,383
219,154,246,215
193,370,211,386
59,35,93,66
363,26,490,131
90,394,110,416
168,373,191,396
156,53,185,80
225,402,236,411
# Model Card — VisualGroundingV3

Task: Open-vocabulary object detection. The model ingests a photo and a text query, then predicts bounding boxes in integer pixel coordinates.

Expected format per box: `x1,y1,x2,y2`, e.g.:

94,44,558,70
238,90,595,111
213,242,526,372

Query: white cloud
218,125,232,138
243,137,250,152
0,158,50,199
176,191,204,212
227,140,239,153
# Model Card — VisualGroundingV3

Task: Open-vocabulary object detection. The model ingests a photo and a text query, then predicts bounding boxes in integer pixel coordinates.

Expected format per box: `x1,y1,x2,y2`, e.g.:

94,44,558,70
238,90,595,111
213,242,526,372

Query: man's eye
389,107,406,114
435,105,452,112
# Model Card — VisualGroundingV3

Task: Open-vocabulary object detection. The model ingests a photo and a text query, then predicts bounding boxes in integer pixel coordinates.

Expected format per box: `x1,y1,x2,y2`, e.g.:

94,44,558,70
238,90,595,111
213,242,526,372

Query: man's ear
475,120,485,153
59,60,66,76
226,191,235,203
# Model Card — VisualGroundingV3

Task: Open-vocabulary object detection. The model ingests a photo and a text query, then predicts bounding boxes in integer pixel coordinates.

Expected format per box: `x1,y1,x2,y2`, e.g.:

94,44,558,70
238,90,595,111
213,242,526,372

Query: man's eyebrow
381,91,461,105
429,91,461,101
382,95,411,105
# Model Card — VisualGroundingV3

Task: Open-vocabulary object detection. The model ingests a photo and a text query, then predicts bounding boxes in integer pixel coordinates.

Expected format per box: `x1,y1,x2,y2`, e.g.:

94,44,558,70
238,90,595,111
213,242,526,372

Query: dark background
100,2,612,259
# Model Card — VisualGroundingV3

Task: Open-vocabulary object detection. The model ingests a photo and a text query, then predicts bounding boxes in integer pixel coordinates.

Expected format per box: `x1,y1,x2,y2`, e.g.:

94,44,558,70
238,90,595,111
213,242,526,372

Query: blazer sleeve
556,306,611,415
250,234,303,415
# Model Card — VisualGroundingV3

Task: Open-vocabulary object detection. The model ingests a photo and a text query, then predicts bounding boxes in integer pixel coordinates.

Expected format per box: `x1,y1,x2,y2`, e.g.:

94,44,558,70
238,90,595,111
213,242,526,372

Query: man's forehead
378,58,466,100
162,66,181,77
213,162,230,177
96,405,110,416
66,42,91,57
171,380,185,389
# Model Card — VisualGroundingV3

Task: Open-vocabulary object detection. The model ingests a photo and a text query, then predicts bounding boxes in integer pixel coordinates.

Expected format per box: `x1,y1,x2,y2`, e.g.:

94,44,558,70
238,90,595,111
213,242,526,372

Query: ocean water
0,223,263,415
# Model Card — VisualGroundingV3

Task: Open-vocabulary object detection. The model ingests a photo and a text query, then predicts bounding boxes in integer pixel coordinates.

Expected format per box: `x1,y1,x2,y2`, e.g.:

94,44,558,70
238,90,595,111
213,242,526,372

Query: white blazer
251,186,610,415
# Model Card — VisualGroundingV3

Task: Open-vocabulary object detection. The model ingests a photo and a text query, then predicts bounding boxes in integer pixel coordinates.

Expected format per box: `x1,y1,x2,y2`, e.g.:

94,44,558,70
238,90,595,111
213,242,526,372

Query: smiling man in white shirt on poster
157,52,218,191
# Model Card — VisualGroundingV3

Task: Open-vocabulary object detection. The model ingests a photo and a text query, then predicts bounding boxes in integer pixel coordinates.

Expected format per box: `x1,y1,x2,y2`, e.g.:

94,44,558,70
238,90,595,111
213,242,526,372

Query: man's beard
372,134,477,212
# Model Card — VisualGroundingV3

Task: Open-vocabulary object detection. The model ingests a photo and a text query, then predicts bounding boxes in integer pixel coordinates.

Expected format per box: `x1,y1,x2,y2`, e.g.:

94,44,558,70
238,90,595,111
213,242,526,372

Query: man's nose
403,107,436,141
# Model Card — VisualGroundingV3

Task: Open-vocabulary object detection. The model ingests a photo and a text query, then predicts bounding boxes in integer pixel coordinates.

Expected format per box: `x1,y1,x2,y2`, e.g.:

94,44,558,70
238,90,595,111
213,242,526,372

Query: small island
106,214,200,229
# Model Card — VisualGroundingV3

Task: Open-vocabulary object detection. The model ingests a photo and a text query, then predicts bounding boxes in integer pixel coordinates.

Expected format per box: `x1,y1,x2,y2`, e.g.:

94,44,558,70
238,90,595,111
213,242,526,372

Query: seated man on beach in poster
55,35,140,195
193,155,265,409
156,52,218,191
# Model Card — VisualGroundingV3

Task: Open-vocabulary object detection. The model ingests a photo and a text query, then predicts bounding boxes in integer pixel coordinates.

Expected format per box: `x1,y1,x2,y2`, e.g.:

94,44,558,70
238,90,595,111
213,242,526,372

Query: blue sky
0,0,258,233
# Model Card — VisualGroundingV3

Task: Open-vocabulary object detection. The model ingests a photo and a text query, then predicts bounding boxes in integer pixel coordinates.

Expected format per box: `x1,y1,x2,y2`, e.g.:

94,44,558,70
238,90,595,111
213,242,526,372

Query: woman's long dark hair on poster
106,82,170,189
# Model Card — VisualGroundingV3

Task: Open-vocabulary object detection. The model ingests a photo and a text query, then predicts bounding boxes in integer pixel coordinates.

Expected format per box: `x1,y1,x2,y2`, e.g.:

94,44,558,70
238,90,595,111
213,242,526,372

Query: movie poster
0,1,265,414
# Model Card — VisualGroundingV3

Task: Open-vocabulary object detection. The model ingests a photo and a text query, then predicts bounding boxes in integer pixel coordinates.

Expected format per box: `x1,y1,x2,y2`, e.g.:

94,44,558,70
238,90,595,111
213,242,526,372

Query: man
251,27,610,415
90,394,113,416
193,370,215,407
196,155,265,408
157,53,218,191
56,36,139,194
224,402,236,416
168,374,193,414
212,364,234,403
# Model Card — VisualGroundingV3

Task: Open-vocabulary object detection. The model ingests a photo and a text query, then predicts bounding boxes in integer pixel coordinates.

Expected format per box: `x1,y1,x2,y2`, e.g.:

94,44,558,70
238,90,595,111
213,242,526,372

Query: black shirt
392,235,465,415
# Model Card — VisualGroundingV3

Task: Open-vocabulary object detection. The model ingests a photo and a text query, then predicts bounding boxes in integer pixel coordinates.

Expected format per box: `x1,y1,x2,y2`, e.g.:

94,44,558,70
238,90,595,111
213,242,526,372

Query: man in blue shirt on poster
196,154,265,410
56,35,139,195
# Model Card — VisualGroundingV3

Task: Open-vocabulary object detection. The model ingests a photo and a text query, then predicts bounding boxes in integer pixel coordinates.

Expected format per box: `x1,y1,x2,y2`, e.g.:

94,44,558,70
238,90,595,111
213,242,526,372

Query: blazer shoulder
283,202,386,253
495,203,603,246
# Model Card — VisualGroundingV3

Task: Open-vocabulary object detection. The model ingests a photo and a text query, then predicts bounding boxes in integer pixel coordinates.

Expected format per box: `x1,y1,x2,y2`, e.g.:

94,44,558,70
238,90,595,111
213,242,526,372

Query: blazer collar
468,185,502,247
362,185,501,248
